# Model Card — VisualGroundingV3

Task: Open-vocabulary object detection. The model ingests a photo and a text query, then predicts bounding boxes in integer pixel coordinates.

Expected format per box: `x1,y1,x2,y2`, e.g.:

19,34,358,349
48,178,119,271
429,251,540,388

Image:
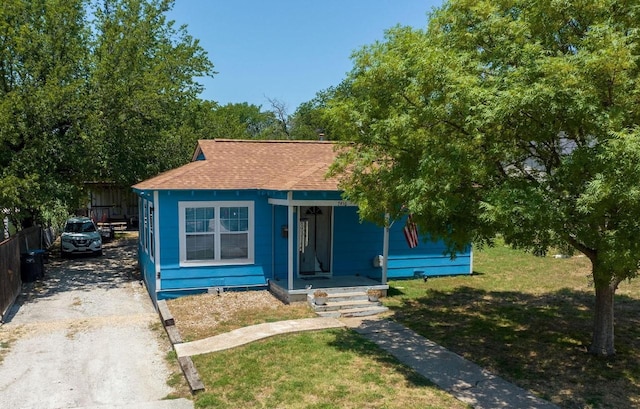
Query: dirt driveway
0,235,192,409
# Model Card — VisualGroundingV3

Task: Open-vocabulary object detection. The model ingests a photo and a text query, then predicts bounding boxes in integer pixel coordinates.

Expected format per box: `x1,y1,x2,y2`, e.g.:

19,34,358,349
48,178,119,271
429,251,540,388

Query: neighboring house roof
132,139,344,191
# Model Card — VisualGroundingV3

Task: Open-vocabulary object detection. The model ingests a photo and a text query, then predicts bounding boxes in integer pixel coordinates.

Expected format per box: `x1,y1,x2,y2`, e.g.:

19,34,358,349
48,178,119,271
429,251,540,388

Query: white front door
299,206,332,276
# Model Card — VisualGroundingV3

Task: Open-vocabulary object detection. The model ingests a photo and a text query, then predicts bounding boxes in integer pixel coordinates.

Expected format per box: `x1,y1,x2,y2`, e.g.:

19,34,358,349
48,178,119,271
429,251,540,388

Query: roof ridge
198,138,336,145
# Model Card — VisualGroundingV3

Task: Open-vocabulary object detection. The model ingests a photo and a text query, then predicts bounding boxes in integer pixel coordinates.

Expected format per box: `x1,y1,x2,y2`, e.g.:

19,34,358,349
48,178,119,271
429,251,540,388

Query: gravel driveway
0,235,192,409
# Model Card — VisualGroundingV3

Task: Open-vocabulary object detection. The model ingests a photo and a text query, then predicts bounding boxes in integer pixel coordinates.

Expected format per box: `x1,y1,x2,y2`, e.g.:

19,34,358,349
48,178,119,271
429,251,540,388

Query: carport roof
132,139,346,191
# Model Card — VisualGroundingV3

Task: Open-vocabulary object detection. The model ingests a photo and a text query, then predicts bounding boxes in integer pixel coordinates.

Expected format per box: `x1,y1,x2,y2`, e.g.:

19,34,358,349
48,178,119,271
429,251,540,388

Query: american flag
403,215,419,248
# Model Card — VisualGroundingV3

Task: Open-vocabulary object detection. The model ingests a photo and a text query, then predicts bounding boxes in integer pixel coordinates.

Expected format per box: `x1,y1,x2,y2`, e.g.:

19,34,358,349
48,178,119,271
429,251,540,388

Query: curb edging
157,299,205,394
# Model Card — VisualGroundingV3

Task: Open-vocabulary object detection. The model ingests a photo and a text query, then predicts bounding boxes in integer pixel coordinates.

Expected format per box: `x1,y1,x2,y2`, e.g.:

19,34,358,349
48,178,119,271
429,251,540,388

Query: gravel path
0,236,192,409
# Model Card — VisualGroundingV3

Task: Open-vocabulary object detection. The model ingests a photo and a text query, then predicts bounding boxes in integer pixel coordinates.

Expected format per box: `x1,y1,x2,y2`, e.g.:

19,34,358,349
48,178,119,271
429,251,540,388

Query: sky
168,0,444,113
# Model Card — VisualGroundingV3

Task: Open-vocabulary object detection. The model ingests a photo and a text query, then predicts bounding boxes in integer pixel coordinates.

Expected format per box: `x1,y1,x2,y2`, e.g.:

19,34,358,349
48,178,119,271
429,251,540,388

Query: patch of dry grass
167,291,316,342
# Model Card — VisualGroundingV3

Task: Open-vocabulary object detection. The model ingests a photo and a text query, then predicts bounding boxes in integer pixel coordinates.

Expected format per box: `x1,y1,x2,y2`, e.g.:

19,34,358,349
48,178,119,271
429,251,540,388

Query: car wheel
95,250,103,257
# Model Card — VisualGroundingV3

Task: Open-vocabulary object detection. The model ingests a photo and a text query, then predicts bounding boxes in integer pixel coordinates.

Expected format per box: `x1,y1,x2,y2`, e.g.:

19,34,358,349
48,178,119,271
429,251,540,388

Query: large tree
290,87,340,140
327,0,640,356
91,0,214,186
205,102,286,140
0,0,215,227
0,0,92,227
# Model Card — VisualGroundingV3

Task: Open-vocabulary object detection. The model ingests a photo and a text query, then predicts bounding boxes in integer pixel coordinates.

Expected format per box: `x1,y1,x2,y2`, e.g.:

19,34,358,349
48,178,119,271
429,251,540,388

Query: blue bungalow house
132,139,472,304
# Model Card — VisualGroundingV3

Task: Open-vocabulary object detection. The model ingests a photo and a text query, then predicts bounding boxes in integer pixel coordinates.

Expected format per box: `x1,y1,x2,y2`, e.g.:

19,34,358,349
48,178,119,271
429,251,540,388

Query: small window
143,200,148,252
179,201,253,265
149,205,155,260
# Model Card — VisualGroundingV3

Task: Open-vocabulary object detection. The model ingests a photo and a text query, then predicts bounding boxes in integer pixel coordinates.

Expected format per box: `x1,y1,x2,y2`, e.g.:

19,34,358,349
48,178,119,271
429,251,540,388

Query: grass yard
168,292,470,409
167,243,640,409
386,243,640,409
191,329,469,409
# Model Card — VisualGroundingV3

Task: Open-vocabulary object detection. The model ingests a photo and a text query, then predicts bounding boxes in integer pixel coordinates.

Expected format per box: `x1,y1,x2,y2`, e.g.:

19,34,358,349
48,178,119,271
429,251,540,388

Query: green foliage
0,0,215,225
289,87,340,140
327,0,640,355
0,0,92,226
91,0,214,186
205,102,288,140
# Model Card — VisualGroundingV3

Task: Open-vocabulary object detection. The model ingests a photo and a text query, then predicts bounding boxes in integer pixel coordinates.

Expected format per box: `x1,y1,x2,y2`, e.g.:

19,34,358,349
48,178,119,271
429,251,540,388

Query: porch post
287,191,294,290
382,213,389,284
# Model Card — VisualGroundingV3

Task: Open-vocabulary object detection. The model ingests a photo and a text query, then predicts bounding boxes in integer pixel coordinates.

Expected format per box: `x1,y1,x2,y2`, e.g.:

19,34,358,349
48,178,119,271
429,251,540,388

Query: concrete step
317,306,389,318
307,290,388,318
327,291,370,302
304,285,387,295
307,291,368,303
311,299,379,312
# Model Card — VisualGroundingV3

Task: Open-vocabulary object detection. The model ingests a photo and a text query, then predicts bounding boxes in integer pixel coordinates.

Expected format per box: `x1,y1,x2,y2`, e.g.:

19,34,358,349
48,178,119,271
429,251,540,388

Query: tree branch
566,234,596,262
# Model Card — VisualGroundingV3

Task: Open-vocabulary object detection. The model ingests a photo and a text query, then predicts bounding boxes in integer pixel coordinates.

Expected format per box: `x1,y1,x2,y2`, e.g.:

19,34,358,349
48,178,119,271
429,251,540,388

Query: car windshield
64,221,96,233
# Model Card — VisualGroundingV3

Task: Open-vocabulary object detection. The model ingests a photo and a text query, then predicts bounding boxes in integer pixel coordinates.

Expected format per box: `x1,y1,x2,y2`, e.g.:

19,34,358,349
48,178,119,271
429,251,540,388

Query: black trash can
21,250,44,282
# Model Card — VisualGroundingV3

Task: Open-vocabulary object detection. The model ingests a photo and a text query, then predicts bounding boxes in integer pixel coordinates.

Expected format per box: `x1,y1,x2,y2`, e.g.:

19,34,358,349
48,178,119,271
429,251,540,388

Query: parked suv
61,217,103,257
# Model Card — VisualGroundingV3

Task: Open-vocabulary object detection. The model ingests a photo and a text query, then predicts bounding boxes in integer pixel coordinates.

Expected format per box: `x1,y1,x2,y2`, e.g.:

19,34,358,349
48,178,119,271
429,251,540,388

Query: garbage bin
21,250,44,282
32,249,46,276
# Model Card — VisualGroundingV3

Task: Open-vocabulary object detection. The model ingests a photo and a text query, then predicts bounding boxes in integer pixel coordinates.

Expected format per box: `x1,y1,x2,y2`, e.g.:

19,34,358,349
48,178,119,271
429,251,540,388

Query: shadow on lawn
388,286,640,408
327,328,435,388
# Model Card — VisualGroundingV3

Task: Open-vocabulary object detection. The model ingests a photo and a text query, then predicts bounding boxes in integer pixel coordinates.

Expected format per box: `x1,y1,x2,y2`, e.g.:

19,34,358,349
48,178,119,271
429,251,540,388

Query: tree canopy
327,0,640,356
0,0,93,226
0,0,214,227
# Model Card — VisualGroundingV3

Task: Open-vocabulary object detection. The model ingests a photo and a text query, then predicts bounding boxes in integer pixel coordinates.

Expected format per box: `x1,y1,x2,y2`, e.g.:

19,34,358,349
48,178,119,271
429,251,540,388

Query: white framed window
138,198,143,244
178,201,254,266
149,205,155,260
143,200,148,253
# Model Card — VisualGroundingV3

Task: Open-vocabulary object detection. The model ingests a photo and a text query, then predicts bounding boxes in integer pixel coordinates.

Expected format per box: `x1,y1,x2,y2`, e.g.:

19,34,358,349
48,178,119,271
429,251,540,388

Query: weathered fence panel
0,226,44,322
0,235,21,322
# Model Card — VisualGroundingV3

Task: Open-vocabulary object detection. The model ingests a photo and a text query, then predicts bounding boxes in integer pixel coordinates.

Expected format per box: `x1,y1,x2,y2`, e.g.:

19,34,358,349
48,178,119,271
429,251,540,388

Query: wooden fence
0,226,45,322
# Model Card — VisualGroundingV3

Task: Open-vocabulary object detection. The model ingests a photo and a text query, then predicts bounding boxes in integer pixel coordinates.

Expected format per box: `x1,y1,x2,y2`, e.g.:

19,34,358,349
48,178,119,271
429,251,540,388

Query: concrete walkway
348,318,558,409
173,316,558,409
174,317,344,357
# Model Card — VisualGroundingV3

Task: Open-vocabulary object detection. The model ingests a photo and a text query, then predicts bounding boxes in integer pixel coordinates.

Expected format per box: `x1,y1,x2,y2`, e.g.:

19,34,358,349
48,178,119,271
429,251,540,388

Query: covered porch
268,274,388,303
268,191,392,303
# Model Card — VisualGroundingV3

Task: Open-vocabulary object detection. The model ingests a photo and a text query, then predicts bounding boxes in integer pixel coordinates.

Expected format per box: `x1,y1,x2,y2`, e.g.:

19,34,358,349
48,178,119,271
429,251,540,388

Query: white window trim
178,201,254,267
143,199,148,254
149,204,155,262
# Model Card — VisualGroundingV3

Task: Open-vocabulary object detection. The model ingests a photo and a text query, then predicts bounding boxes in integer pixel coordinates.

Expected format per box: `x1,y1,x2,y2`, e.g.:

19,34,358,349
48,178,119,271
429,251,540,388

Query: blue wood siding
135,187,471,300
292,191,343,201
154,189,272,299
136,191,157,302
332,207,472,279
385,219,471,279
332,206,382,277
273,205,289,277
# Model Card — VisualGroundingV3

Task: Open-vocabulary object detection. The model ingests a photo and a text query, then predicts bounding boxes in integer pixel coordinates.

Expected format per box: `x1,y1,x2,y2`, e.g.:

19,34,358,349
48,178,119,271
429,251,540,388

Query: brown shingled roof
132,139,344,191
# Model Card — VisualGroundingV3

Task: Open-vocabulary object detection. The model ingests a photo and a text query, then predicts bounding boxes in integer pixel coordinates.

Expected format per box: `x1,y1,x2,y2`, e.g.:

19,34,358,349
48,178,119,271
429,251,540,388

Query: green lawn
192,329,469,409
169,293,469,409
386,243,640,408
169,243,640,408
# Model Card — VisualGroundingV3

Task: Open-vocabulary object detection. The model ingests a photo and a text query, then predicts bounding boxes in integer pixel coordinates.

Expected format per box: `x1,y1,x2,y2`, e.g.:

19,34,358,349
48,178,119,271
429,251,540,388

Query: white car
61,217,103,257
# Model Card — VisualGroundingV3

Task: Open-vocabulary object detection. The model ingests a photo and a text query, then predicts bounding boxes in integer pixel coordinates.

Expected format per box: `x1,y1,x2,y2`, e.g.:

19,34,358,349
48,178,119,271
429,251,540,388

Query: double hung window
179,201,253,265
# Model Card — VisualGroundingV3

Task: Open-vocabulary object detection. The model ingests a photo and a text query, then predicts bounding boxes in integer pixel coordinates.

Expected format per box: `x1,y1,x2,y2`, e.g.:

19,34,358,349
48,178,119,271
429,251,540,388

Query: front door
299,206,332,276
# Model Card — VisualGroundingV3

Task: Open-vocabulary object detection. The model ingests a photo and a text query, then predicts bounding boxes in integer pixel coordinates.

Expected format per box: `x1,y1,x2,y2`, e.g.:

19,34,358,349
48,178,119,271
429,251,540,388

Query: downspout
287,191,294,291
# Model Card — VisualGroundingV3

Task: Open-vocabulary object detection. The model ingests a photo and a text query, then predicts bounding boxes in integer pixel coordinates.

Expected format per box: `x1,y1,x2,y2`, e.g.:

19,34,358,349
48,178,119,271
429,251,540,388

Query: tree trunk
589,280,617,356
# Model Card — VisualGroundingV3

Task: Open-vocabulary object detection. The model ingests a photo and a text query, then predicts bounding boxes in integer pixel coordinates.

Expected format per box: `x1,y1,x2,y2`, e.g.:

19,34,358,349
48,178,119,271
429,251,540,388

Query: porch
268,274,388,303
